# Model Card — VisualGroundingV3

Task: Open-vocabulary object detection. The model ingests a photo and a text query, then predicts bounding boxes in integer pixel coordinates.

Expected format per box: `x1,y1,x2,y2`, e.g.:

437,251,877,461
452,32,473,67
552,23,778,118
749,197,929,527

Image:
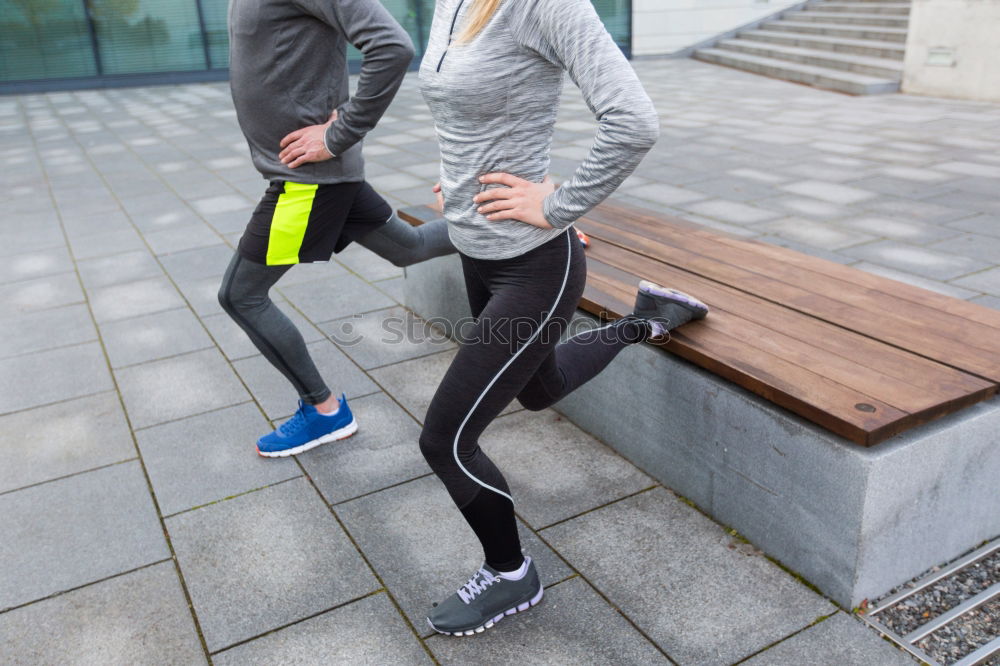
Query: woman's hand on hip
474,173,555,230
278,110,337,168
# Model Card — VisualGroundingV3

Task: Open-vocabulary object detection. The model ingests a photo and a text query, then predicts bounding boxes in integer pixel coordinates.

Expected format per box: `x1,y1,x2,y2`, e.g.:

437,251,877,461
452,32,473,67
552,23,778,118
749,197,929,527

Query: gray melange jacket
228,0,414,184
419,0,660,260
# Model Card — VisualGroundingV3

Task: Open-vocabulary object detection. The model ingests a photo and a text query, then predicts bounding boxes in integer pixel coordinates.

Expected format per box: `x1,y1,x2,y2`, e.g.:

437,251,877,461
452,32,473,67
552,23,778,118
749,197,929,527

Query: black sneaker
427,557,543,636
634,279,709,336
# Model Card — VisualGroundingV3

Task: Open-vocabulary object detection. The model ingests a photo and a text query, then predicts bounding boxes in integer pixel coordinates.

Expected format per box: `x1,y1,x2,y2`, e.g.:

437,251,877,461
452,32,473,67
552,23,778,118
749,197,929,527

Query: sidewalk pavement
4,57,996,663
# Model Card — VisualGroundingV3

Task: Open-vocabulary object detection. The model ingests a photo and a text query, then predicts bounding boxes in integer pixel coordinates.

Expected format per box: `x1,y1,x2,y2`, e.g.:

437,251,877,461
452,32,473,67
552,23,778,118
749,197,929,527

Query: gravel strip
916,596,1000,666
875,550,1000,636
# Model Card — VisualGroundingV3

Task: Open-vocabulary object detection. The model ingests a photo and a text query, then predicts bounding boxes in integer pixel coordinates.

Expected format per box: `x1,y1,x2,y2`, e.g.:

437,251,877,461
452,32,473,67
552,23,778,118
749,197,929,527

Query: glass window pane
592,0,631,55
0,0,98,81
91,0,207,75
200,0,229,68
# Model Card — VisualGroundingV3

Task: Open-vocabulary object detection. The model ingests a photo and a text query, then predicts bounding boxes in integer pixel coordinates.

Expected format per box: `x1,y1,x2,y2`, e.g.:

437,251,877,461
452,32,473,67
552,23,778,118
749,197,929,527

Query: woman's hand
474,173,556,229
432,182,444,212
279,109,338,168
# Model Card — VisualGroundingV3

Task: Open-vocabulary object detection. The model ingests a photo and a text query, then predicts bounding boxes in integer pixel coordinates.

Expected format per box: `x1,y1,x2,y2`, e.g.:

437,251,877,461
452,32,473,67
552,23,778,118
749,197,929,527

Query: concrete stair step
815,2,910,15
765,20,909,42
693,48,900,95
740,29,906,60
716,38,903,78
789,10,909,27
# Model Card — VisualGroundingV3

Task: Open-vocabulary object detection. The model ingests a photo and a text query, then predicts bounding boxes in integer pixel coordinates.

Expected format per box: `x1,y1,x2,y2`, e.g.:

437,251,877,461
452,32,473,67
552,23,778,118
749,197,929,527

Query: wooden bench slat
585,241,993,414
578,213,1000,383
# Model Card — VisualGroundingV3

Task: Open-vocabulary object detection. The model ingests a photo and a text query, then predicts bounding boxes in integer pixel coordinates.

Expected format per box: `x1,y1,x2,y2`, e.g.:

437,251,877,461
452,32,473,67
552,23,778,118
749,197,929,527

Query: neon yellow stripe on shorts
266,182,319,265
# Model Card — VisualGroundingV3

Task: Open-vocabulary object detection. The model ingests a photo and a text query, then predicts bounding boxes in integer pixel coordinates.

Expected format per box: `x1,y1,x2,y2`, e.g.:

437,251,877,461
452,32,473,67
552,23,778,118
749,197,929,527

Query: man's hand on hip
279,110,338,168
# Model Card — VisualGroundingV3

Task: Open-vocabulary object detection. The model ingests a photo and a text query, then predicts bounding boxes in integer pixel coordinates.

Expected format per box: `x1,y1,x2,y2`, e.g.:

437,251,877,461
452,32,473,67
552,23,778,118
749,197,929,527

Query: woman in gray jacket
417,0,708,636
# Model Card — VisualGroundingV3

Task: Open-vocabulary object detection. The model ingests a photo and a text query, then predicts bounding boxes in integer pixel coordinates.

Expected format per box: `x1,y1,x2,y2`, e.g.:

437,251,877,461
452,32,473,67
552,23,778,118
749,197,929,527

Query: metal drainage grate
859,539,1000,666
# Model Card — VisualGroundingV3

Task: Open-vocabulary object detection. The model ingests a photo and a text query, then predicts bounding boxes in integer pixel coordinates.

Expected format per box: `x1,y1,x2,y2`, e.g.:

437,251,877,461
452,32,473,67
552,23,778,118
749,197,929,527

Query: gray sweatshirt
419,0,660,260
228,0,414,183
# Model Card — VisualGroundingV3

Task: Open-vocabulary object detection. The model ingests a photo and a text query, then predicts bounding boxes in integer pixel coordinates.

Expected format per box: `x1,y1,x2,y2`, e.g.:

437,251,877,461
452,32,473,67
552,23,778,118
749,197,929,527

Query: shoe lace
278,403,309,436
457,567,500,604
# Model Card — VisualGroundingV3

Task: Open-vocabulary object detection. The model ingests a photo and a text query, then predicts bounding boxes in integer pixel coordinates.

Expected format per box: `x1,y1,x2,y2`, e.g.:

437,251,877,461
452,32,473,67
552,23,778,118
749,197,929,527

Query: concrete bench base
403,254,1000,608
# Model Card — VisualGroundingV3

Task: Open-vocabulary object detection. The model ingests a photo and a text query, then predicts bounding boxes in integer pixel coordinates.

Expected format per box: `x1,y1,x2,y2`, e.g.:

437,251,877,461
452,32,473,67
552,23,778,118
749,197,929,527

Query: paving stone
0,303,96,358
370,349,519,423
159,243,234,281
233,340,377,421
0,391,134,494
166,477,377,652
781,180,877,205
67,227,146,260
76,249,163,289
115,348,250,429
935,160,1000,178
842,240,990,282
213,592,429,666
0,461,169,610
0,220,65,258
337,475,572,634
272,259,350,286
0,272,84,317
482,409,653,528
754,236,857,265
542,488,833,665
971,294,1000,310
0,562,205,665
927,233,1000,264
426,577,666,665
279,272,395,322
627,183,706,207
137,403,300,515
742,612,912,666
191,193,253,216
0,246,72,284
299,392,427,504
836,216,961,244
89,275,186,323
322,307,455,370
201,303,324,361
0,342,112,415
759,217,874,251
335,242,404,282
759,195,849,221
683,199,780,225
952,266,1000,297
100,306,213,368
175,274,228,317
376,275,405,304
144,223,223,256
847,262,979,300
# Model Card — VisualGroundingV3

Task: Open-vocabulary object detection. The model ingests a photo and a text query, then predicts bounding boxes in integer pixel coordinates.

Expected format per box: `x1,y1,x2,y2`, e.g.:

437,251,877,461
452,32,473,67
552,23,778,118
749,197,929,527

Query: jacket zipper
436,0,467,72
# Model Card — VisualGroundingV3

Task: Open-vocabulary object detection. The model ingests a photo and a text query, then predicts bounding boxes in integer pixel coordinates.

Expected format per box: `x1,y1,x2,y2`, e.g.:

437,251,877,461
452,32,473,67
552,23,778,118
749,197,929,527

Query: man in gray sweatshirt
220,0,454,457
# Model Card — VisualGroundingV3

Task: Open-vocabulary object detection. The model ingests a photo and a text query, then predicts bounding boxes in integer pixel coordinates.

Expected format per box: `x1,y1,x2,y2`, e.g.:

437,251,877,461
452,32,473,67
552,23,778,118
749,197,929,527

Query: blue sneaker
257,394,357,458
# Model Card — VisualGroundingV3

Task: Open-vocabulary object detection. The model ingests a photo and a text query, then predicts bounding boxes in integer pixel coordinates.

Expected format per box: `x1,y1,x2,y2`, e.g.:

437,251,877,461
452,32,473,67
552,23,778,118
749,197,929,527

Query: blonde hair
455,0,503,43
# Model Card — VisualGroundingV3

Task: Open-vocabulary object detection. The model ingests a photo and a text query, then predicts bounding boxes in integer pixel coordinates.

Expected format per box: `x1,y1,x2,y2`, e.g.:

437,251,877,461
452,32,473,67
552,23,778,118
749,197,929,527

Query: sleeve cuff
542,192,573,229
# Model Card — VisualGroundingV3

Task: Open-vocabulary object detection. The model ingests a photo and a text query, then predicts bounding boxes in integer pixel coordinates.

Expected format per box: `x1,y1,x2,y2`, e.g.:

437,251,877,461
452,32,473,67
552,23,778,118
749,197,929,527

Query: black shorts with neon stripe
238,180,391,265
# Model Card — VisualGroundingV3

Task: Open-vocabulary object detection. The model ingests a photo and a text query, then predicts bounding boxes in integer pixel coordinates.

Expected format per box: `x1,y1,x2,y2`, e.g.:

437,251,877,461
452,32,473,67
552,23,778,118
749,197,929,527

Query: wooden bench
399,201,1000,447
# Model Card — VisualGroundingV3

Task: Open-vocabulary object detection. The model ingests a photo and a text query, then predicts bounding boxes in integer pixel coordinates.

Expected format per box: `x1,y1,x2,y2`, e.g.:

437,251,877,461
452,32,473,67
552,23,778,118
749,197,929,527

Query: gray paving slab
0,247,73,284
233,340,377,421
759,217,874,250
321,306,455,370
946,214,1000,238
426,577,667,665
100,306,213,368
742,612,912,666
542,487,833,665
201,304,324,361
376,275,406,304
927,233,1000,265
335,242,405,282
0,272,84,318
213,592,430,666
89,275,186,323
66,227,146,261
0,562,205,665
166,477,378,652
0,391,134,495
265,258,349,286
851,262,981,300
0,341,113,415
137,403,300,515
175,275,228,317
159,243,234,282
115,348,250,429
0,461,169,610
299,392,427,504
144,223,223,257
482,409,653,529
0,303,96,359
971,294,1000,310
952,266,1000,297
0,221,65,259
370,349,519,424
683,199,781,225
337,474,572,634
279,272,395,322
836,216,962,244
76,249,163,290
842,240,991,282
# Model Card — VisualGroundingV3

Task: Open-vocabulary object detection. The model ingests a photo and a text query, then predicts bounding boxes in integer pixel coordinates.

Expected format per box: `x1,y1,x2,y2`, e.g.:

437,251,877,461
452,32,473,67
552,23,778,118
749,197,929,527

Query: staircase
694,0,910,95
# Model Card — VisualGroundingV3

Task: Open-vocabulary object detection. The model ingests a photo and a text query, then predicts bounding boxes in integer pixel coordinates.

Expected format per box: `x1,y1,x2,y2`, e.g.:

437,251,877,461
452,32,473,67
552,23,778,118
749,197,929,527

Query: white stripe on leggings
452,231,574,503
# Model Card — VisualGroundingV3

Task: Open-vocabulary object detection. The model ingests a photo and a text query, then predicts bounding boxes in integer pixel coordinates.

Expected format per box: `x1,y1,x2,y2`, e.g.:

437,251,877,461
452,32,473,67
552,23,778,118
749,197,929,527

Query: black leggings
419,229,647,571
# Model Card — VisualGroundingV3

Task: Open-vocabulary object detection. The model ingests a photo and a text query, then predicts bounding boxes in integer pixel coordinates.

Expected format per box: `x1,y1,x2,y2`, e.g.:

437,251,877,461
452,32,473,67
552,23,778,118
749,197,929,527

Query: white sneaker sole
256,418,358,458
427,584,544,637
